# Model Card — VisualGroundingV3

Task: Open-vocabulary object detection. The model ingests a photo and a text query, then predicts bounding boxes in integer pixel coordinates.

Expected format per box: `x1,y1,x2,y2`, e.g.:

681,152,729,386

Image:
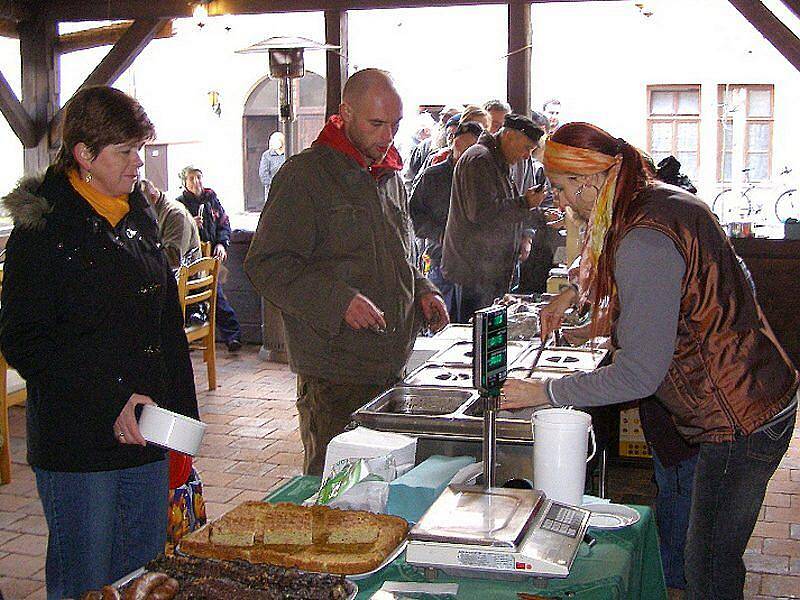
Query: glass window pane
723,152,732,182
677,90,699,115
650,91,675,115
676,152,697,180
747,153,769,181
748,89,772,118
748,123,771,152
650,122,673,152
676,122,698,151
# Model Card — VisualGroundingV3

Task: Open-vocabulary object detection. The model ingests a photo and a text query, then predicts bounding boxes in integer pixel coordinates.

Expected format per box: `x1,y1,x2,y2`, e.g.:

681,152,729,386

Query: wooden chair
177,257,219,391
200,241,212,257
0,353,26,484
0,266,27,484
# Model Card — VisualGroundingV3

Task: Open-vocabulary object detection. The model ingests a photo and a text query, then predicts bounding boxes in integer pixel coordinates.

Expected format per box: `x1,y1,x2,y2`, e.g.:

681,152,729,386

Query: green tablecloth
265,476,667,600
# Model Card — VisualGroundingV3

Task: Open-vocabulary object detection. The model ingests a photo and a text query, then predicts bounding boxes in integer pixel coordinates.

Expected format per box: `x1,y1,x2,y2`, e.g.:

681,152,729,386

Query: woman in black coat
0,86,198,599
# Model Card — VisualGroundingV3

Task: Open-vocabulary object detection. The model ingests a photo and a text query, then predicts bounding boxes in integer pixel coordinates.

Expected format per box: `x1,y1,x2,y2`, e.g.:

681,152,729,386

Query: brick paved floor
0,344,798,599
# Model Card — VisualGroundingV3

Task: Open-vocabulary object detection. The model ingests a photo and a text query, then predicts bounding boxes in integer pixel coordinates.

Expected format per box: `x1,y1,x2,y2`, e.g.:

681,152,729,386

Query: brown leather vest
614,184,798,444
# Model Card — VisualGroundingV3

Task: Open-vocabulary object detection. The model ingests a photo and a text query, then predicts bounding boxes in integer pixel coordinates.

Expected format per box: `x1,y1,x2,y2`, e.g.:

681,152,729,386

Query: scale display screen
473,305,508,395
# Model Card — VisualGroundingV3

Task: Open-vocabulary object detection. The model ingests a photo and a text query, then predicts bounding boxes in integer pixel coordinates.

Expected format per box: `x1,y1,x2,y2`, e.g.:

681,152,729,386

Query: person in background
141,179,201,269
177,166,242,352
410,121,483,319
0,86,199,599
259,131,286,203
423,107,490,171
404,105,461,194
483,99,512,134
442,114,546,321
245,69,449,476
543,98,562,133
502,121,797,600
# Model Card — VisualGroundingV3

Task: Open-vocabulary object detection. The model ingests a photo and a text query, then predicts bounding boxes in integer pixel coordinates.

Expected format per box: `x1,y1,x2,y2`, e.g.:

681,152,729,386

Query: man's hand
213,244,227,261
419,292,449,333
519,236,532,262
539,286,578,340
524,185,546,209
114,393,155,446
194,215,203,229
500,379,551,410
544,208,565,229
344,293,387,331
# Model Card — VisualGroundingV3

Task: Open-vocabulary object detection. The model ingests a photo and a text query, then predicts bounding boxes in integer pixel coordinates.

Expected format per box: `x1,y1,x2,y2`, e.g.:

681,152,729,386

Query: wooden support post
507,0,532,115
324,9,348,120
728,0,800,72
0,69,36,147
18,16,58,174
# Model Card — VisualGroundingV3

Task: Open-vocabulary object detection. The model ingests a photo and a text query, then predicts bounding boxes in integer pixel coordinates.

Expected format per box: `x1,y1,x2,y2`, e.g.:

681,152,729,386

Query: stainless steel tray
403,364,475,388
536,346,607,371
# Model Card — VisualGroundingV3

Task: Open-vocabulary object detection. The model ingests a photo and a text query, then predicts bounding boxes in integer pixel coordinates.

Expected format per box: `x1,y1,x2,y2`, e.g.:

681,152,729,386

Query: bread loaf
178,501,407,574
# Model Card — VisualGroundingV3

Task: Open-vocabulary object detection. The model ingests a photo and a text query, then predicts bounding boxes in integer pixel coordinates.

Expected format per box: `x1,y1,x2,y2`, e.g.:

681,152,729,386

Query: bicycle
712,168,755,223
773,167,799,223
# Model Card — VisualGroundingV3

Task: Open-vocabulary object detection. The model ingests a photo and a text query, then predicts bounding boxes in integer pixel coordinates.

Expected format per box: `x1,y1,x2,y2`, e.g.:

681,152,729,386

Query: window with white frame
718,84,773,183
647,85,701,181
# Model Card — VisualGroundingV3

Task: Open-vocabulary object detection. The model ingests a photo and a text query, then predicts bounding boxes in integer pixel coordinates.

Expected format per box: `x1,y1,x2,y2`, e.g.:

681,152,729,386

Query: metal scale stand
405,306,592,580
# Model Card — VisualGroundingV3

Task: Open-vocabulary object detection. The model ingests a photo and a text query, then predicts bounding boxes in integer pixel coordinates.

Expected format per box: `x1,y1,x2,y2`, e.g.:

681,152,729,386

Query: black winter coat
0,168,198,472
177,188,231,248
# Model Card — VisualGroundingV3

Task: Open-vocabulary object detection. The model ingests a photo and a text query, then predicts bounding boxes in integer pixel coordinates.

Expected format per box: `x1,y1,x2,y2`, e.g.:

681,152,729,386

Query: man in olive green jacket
245,69,448,475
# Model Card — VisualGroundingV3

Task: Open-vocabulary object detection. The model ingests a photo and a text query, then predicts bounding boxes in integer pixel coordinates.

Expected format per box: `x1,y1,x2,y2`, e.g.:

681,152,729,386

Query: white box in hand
323,427,417,480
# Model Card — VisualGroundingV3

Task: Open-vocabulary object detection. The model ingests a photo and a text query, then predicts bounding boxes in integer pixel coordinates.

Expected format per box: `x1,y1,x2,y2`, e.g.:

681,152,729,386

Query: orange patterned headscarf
543,140,622,305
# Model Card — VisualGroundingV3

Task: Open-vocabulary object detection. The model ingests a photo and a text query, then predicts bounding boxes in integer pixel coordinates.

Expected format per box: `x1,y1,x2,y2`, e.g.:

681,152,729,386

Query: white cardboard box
323,427,417,480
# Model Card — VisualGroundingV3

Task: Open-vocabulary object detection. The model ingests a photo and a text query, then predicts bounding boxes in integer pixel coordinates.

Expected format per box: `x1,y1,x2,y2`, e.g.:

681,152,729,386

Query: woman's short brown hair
55,85,155,172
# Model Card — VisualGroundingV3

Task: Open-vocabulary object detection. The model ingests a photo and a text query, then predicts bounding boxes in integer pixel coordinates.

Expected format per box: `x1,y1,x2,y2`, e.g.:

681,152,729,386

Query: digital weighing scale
406,305,591,580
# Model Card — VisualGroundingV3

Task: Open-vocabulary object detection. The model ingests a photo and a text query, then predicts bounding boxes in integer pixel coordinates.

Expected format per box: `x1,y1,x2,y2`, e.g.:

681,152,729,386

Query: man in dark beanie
442,113,546,321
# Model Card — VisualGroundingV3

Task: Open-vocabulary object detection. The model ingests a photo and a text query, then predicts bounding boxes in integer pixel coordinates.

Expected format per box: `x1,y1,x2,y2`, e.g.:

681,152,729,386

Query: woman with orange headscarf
501,122,797,599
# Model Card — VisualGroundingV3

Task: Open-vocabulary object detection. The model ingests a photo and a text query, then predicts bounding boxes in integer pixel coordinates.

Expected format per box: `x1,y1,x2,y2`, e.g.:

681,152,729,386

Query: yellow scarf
543,140,622,305
68,170,130,227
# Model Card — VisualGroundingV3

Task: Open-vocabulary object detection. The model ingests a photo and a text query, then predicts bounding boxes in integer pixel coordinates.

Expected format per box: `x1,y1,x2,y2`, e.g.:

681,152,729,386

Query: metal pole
483,393,499,489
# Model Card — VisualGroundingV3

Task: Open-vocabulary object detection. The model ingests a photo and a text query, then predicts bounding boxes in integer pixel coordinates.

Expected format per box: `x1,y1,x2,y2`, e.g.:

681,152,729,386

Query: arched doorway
242,71,326,212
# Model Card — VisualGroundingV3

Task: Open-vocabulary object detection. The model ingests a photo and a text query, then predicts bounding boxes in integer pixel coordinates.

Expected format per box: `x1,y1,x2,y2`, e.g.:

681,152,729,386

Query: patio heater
236,37,339,362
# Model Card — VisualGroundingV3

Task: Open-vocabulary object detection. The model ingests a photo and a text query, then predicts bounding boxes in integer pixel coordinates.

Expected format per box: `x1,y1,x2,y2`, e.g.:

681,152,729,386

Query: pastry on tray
178,501,408,575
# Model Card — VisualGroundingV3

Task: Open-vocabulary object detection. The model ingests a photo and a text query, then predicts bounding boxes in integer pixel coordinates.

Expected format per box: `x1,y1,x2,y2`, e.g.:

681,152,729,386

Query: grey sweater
550,227,684,406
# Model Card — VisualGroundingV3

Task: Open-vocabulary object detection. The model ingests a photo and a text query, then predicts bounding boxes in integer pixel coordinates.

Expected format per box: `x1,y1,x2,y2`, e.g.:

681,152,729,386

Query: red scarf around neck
313,114,402,180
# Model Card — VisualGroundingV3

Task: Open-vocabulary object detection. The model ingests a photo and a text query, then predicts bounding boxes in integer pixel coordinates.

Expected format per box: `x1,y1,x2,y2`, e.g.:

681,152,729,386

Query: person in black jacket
409,121,482,319
177,166,242,351
0,86,199,600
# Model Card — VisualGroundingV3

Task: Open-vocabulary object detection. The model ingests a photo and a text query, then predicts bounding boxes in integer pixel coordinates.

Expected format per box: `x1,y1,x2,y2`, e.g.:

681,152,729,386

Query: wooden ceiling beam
728,0,800,72
0,0,28,22
780,0,800,20
57,19,174,54
80,18,169,88
0,68,37,147
42,0,624,22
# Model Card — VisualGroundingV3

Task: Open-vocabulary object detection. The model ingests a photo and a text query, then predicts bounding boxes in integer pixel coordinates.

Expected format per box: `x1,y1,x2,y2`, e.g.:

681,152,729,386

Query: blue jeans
216,282,241,344
653,451,698,589
34,459,169,600
427,265,456,321
685,411,794,600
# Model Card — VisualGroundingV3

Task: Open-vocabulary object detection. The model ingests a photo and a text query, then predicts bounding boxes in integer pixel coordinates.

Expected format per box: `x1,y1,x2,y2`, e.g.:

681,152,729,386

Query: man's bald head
339,69,403,165
342,68,398,109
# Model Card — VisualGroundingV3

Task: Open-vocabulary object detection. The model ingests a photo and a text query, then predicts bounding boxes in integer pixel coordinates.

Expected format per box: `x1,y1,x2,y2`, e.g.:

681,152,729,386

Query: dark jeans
296,375,392,476
34,459,169,600
654,450,698,589
216,281,241,344
428,265,456,322
685,410,795,599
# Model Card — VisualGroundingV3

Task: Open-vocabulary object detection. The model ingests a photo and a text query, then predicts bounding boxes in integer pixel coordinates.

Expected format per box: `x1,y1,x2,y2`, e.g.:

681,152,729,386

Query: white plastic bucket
532,408,596,506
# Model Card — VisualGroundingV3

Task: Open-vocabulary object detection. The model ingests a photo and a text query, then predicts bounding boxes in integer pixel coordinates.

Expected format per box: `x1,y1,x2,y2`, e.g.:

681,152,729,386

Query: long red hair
549,122,653,317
